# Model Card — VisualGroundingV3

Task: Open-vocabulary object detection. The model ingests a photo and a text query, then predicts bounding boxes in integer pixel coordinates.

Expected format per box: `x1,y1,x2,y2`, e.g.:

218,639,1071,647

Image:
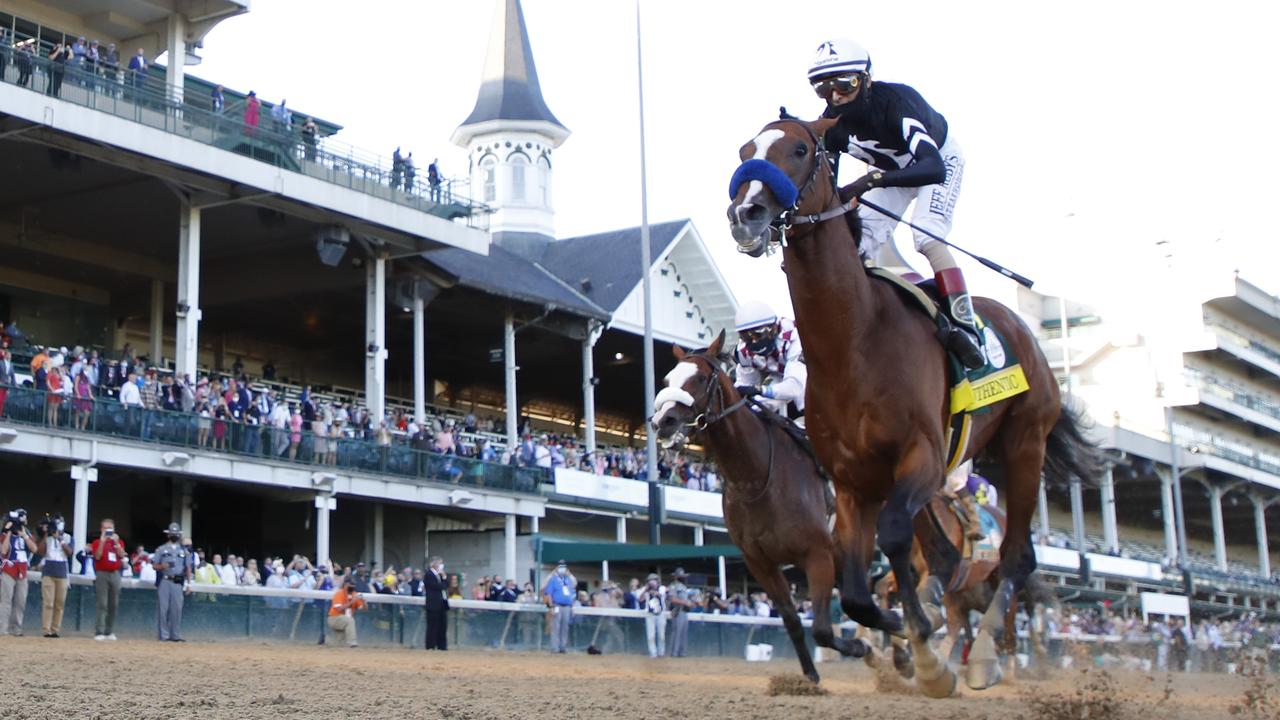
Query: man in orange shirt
327,573,365,648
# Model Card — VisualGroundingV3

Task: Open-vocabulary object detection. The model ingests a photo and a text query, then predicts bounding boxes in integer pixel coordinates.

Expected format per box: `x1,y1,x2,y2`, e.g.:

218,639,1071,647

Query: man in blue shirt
542,560,577,653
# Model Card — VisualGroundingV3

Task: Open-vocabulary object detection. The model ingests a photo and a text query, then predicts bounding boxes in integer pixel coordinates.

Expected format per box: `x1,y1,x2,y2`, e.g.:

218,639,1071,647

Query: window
538,156,551,206
480,156,496,203
510,154,529,202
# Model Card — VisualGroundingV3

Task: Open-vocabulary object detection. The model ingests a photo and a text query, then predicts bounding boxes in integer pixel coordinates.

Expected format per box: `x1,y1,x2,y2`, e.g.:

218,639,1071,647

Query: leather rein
766,119,859,241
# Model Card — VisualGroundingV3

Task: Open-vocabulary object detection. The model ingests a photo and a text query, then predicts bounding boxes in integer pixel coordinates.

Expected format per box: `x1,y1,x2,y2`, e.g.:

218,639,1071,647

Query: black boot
933,269,985,370
935,311,985,370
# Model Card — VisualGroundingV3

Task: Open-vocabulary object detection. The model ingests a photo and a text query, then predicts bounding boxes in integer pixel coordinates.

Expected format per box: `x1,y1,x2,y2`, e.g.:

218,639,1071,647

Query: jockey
945,461,986,540
731,300,807,428
808,38,985,370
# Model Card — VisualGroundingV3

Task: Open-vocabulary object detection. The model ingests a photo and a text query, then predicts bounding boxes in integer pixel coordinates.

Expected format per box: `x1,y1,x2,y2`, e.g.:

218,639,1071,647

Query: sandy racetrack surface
0,636,1254,719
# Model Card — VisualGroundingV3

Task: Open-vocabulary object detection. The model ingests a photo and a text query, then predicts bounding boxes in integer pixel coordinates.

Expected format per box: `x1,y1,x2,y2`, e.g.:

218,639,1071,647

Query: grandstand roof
424,244,609,321
542,220,688,313
453,0,568,146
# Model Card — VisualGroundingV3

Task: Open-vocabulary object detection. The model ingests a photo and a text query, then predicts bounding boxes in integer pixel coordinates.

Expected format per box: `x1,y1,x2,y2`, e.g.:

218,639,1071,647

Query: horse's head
726,117,838,256
651,330,730,450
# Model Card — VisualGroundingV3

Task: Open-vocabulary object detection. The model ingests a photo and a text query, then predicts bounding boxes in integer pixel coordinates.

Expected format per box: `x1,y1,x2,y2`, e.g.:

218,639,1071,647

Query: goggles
738,326,775,345
811,73,861,99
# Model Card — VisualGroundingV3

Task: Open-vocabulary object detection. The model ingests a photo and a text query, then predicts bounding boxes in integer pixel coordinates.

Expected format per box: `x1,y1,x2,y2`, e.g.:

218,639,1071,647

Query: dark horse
726,118,1099,693
651,334,865,683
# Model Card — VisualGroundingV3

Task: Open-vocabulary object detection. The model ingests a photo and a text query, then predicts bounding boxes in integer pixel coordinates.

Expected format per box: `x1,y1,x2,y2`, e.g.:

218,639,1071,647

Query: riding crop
858,198,1035,288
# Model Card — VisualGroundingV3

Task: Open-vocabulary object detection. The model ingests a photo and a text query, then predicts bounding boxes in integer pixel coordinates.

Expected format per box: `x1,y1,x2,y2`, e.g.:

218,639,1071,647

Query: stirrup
934,314,985,369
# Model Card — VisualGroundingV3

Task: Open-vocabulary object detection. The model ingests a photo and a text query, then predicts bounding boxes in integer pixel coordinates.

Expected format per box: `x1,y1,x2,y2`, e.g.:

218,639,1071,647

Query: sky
192,0,1280,326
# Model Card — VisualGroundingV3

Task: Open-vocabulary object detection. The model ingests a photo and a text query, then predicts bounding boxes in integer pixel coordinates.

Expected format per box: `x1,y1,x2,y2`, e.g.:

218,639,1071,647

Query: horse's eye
794,143,808,157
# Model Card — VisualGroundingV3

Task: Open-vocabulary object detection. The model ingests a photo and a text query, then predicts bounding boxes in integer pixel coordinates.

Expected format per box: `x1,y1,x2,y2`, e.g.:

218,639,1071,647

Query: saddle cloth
866,268,1030,472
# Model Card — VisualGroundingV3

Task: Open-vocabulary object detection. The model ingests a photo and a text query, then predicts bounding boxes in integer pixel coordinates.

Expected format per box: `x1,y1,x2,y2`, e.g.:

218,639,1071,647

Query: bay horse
651,333,866,683
726,117,1100,693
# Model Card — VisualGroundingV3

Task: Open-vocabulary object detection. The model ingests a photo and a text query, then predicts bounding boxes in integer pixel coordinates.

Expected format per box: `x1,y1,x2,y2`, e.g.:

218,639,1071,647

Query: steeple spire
452,0,568,146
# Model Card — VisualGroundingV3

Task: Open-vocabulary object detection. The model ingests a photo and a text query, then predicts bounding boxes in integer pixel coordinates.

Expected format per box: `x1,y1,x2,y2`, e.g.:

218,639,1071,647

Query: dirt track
0,636,1255,719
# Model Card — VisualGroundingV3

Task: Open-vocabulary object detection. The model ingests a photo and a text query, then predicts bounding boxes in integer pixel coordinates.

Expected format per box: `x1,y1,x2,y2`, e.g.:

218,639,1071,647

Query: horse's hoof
837,638,869,658
966,658,1003,690
916,666,957,698
892,644,915,679
806,672,821,684
863,645,884,669
923,603,945,633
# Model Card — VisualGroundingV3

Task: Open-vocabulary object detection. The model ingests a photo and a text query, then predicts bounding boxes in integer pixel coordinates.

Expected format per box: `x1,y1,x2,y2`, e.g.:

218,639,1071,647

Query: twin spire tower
452,0,570,259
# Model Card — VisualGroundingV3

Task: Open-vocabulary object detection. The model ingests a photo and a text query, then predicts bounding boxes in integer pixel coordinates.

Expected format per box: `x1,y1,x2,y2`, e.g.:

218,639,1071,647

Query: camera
3,509,25,534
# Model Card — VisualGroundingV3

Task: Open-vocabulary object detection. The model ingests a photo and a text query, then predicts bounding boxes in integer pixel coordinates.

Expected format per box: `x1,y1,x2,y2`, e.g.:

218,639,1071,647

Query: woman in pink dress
288,406,303,460
73,369,93,430
243,90,260,136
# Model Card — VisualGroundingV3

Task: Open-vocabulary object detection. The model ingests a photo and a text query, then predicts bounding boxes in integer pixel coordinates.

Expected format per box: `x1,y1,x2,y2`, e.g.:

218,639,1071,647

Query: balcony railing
1205,320,1280,367
1194,374,1280,424
0,384,548,494
0,41,484,221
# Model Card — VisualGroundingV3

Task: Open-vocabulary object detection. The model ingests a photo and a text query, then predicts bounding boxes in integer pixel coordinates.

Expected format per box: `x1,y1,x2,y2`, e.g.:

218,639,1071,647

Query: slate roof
539,220,688,312
457,0,566,132
425,244,607,320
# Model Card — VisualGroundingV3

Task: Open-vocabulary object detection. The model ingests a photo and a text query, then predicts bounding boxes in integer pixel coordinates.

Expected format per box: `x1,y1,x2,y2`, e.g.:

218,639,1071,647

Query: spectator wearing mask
667,568,693,658
423,556,449,650
0,509,35,635
542,560,577,654
151,523,191,642
89,518,126,640
326,573,365,648
637,573,667,658
38,513,73,638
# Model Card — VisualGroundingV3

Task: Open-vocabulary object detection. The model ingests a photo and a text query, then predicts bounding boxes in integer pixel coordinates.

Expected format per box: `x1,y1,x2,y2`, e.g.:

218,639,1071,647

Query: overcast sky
193,1,1280,324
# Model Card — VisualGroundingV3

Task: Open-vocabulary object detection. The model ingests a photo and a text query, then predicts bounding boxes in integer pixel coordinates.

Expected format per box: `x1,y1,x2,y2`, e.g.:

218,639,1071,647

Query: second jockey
945,461,987,541
732,300,806,429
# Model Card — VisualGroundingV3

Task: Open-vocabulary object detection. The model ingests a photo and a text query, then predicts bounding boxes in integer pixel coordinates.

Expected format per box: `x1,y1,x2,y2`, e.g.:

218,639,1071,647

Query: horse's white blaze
741,128,785,206
652,361,700,426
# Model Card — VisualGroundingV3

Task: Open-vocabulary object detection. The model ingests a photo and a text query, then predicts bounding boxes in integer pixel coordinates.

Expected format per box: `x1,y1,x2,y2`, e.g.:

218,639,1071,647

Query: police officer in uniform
152,522,191,642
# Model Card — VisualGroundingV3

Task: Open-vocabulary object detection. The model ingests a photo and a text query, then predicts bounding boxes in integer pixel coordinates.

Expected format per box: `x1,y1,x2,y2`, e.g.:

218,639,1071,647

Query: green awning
537,540,741,564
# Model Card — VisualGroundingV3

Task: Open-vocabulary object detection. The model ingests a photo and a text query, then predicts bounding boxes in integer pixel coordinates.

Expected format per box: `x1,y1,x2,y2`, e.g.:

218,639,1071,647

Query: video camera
3,509,26,534
36,513,64,538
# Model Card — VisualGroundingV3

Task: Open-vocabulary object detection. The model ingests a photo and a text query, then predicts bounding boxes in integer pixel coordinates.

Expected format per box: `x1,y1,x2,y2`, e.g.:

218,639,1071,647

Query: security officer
151,522,191,642
667,568,693,658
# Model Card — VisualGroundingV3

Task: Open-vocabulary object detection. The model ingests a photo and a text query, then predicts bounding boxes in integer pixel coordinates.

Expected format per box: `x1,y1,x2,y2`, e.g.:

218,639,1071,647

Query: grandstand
0,0,1275,633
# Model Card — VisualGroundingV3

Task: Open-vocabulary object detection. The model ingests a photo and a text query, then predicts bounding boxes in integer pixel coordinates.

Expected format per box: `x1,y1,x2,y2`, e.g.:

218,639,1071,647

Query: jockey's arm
734,362,762,389
759,336,806,403
846,122,946,196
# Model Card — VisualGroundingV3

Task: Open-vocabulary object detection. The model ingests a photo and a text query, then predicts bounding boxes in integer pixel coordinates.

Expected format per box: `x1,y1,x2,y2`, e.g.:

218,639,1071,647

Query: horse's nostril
743,204,767,222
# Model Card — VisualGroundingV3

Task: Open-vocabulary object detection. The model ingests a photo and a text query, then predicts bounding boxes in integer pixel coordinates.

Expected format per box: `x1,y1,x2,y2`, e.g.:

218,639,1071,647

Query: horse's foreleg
750,558,820,683
938,595,962,665
835,493,903,635
805,550,867,659
968,429,1046,691
878,468,956,699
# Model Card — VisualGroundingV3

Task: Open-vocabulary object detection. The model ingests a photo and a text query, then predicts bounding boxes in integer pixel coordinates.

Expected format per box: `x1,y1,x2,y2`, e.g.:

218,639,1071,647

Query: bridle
675,355,752,434
762,119,859,242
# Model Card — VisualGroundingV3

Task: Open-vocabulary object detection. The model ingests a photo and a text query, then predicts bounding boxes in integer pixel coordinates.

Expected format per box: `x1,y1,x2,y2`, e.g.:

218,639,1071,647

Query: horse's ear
708,329,726,356
672,345,687,361
807,117,837,140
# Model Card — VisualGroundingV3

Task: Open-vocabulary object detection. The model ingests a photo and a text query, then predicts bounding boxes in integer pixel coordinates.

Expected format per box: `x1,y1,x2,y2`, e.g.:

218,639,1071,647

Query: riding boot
921,242,985,369
957,489,985,541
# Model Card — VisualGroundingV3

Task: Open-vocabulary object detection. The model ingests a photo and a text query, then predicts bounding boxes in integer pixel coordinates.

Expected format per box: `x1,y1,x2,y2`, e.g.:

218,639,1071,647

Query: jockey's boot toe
948,327,986,369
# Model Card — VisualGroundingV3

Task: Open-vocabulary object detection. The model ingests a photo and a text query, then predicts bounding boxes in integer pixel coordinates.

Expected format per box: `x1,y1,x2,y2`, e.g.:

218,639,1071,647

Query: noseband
678,357,751,433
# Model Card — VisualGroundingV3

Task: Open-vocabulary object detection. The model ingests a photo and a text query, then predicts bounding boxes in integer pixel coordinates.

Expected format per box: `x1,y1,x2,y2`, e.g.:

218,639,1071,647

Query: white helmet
807,38,872,81
735,300,778,332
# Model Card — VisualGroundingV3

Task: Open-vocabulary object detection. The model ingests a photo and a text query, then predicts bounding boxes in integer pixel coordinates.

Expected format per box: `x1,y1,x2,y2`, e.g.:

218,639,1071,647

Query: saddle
866,268,1030,472
928,500,1005,593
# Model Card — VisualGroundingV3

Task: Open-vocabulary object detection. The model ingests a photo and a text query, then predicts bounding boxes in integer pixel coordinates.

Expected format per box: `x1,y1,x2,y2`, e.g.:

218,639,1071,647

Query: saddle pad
944,324,1029,472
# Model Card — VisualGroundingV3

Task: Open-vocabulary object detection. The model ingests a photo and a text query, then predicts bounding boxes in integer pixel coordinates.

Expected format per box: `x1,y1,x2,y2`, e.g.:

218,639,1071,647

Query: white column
364,254,387,424
1100,466,1119,554
717,555,727,599
413,291,426,425
373,503,385,570
1069,479,1086,552
149,279,164,366
1037,482,1051,544
71,465,93,555
601,560,609,582
164,13,186,105
1253,496,1271,579
504,310,518,452
177,481,193,538
1209,484,1227,572
582,324,598,456
615,516,626,543
315,494,333,566
504,513,517,581
1160,470,1178,565
693,525,704,547
530,516,539,534
174,202,201,381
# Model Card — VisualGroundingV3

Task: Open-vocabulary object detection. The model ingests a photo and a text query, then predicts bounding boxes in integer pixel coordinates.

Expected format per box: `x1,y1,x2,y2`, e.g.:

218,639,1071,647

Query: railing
0,384,549,494
0,39,484,220
1205,320,1280,367
1194,373,1280,424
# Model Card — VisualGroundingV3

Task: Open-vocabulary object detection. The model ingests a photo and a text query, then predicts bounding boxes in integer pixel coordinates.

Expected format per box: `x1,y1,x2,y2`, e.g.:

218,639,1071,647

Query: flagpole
636,0,661,545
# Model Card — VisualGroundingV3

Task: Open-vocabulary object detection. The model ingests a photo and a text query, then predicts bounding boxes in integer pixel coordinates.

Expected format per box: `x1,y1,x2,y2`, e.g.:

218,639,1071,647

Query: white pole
504,311,518,454
413,292,426,425
504,513,517,581
636,0,659,545
717,555,727,599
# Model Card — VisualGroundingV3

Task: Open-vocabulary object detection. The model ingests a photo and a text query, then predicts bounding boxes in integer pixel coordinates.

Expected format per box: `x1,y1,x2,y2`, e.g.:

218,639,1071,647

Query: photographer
88,518,126,640
637,573,667,658
0,509,36,635
326,572,366,648
37,513,73,638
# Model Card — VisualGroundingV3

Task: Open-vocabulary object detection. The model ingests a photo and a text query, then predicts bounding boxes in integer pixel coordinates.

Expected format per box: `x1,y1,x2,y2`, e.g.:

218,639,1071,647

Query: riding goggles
811,73,861,99
739,326,775,346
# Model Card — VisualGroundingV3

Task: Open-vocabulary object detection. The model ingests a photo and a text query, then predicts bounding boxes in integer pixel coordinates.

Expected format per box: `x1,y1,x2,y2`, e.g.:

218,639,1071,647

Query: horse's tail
1041,403,1106,488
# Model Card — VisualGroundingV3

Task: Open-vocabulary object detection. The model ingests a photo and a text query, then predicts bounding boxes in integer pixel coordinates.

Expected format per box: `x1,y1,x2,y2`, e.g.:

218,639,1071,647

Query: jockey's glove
733,385,759,399
845,171,885,199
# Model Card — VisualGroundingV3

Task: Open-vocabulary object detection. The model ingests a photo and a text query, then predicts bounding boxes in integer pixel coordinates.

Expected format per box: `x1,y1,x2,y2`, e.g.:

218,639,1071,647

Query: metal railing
0,384,549,494
1194,373,1280,424
0,38,483,220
